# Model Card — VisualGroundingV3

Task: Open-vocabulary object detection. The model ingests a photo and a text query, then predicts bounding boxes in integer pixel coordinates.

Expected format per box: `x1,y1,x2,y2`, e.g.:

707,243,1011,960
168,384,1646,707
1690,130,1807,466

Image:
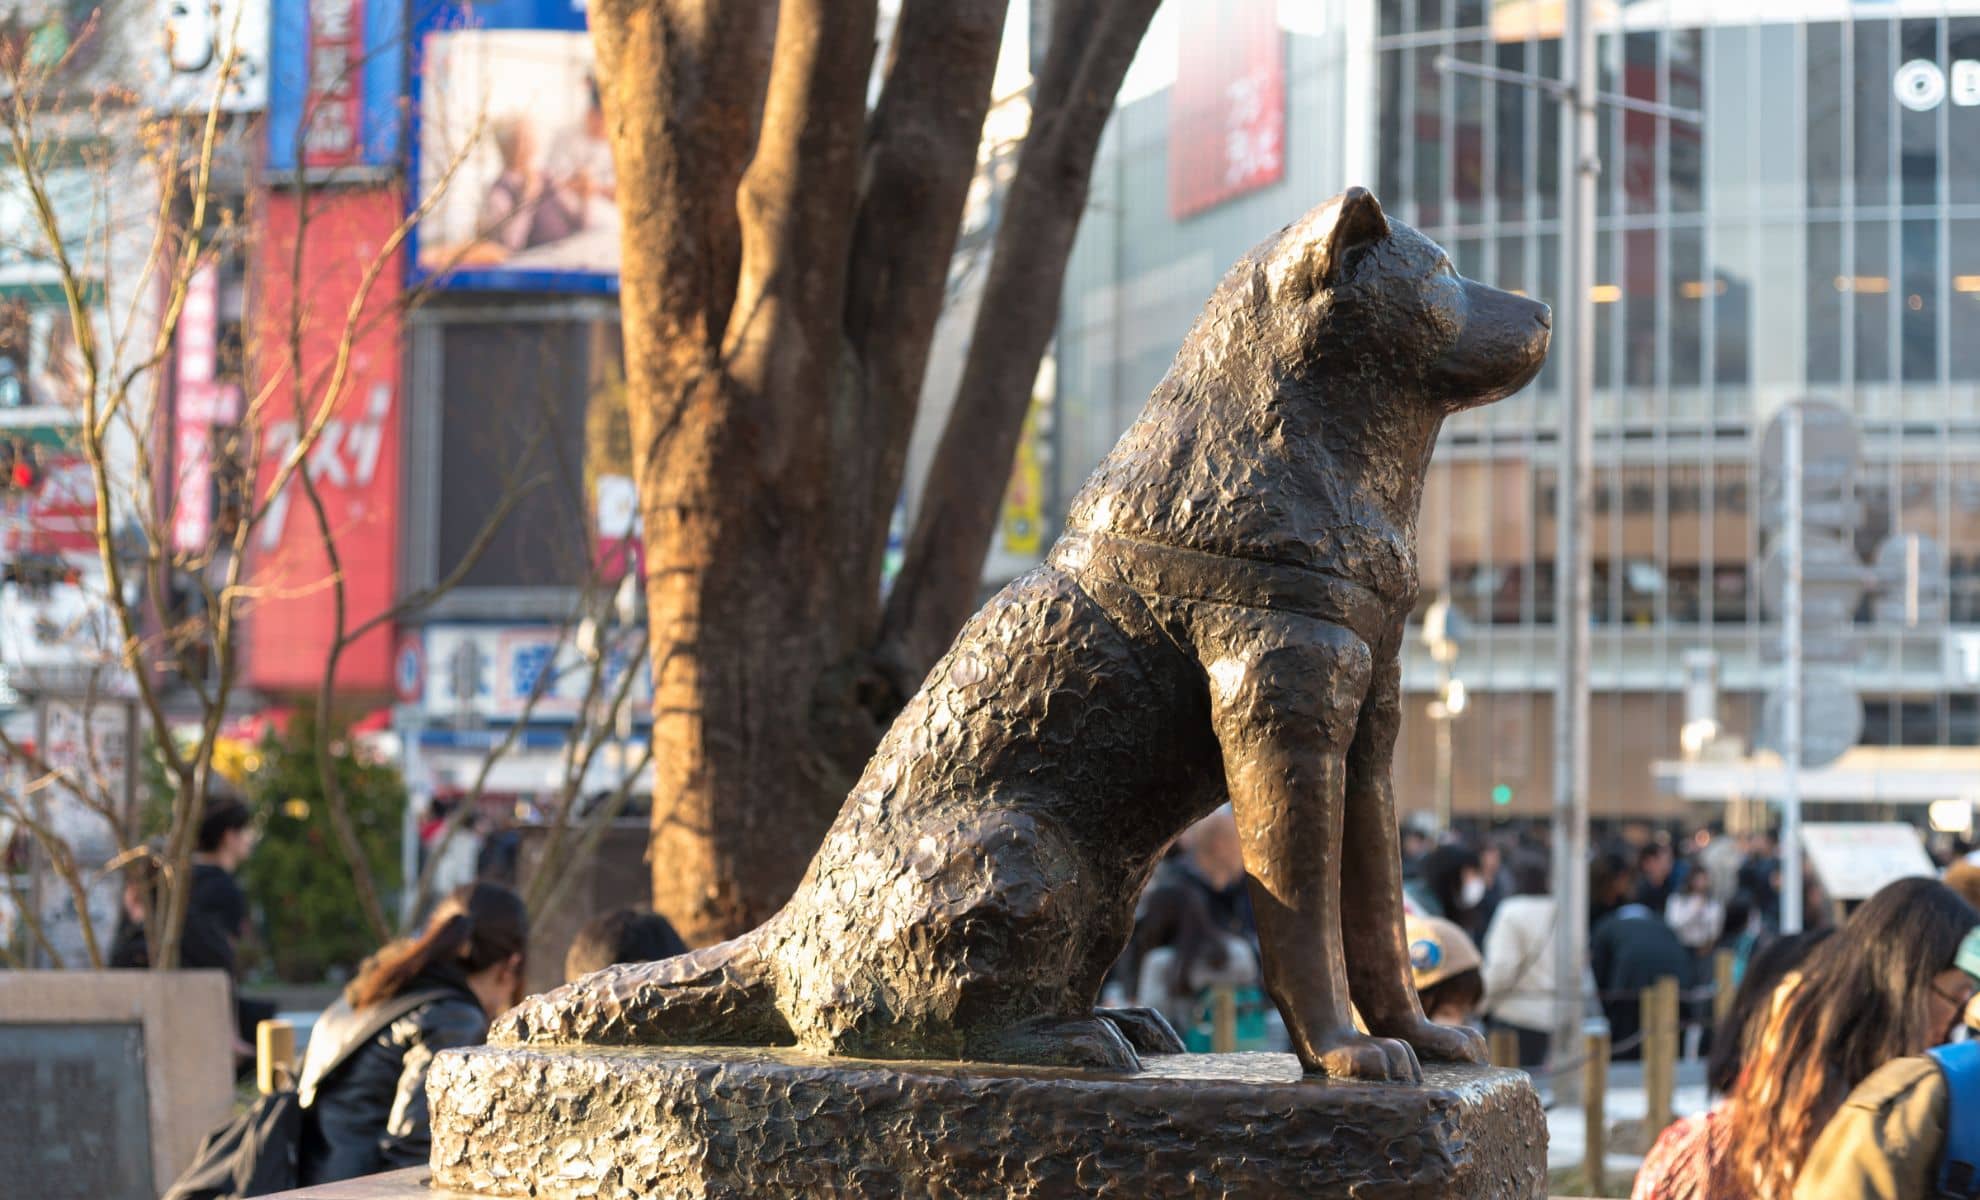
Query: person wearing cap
1405,913,1484,1028
1791,924,1980,1199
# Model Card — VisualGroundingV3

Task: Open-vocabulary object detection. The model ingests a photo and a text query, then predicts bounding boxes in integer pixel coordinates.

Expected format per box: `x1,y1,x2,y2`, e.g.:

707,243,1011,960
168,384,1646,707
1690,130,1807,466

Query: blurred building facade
1034,0,1980,823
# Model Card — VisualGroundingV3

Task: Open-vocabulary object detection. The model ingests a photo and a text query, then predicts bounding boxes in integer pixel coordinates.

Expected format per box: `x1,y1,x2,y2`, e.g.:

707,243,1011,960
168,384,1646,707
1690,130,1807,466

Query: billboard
1168,0,1285,220
245,187,403,693
266,0,408,171
410,0,616,292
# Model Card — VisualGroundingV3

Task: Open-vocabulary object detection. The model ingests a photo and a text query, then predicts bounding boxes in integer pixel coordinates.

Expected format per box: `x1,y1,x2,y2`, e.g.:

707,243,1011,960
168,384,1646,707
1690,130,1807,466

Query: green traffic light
1491,784,1512,806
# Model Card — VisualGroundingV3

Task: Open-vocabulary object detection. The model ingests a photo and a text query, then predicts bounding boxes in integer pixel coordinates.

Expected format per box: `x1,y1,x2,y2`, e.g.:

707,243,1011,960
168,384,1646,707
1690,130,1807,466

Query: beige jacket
1792,1055,1948,1200
1478,894,1556,1032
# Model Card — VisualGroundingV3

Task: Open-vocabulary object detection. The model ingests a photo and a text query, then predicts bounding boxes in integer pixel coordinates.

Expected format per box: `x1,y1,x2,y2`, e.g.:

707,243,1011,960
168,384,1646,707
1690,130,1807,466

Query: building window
1807,22,1845,209
1953,21,1980,207
1807,220,1843,384
1954,220,1980,381
1854,21,1895,210
1854,219,1893,385
1901,219,1936,384
1900,18,1940,208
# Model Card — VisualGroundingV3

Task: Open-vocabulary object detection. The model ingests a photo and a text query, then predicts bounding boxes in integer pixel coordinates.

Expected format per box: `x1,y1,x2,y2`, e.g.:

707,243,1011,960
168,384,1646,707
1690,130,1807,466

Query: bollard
1713,948,1737,1024
257,1018,296,1095
1583,1024,1609,1193
1210,986,1237,1053
1643,976,1679,1138
1488,1027,1519,1069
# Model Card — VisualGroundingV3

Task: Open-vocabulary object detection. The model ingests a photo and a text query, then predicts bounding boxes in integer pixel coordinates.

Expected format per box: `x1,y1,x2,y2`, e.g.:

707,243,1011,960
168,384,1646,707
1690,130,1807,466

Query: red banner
245,187,403,694
1169,0,1286,220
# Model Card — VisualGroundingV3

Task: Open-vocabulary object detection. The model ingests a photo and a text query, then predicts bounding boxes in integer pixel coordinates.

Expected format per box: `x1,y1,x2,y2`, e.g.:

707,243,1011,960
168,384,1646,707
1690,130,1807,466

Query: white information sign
1801,822,1937,902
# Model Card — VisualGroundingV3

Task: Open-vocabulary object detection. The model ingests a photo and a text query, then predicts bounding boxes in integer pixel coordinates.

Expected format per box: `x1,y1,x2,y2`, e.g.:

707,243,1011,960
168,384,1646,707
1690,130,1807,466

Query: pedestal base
429,1044,1545,1199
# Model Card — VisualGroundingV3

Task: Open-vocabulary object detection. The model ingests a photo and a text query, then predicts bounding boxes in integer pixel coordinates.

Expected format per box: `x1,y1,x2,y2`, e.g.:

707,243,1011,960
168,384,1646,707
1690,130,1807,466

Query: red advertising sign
1169,0,1286,220
245,187,403,694
302,0,365,168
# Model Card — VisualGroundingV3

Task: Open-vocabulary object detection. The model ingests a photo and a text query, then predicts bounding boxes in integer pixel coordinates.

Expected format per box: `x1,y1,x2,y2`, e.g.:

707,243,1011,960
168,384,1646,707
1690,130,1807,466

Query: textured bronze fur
495,189,1551,1080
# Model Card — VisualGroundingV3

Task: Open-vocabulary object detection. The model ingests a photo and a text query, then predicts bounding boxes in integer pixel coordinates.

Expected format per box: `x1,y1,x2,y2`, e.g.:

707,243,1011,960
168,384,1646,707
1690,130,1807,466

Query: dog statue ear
1317,187,1389,286
1269,187,1391,302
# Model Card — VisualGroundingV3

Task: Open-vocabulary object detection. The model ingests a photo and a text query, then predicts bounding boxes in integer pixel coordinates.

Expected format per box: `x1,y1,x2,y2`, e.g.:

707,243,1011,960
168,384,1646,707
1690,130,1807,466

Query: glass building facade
1043,0,1980,822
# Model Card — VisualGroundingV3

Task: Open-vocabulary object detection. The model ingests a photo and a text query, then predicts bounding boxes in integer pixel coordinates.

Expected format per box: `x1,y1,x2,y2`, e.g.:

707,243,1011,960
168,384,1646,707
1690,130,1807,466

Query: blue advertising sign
408,0,618,293
266,0,409,172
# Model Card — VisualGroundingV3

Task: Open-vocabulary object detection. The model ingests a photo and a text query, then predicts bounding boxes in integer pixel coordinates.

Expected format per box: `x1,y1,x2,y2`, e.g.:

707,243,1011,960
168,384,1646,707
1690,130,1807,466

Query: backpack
162,989,453,1200
1928,1040,1980,1200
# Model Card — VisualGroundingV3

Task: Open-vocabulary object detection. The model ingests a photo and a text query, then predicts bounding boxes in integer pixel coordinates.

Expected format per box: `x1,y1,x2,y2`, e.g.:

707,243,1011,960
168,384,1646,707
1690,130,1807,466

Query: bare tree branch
878,0,1163,681
721,1,876,420
835,0,1009,633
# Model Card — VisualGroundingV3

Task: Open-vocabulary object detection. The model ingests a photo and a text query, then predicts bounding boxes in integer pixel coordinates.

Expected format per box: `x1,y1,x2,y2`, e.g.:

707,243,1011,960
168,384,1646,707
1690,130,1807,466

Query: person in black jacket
297,882,528,1185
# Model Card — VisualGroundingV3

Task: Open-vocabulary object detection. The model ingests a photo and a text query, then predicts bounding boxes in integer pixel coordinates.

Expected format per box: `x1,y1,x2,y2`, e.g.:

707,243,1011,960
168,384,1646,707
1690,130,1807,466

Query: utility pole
1550,0,1599,1088
1780,406,1804,933
1436,0,1702,1095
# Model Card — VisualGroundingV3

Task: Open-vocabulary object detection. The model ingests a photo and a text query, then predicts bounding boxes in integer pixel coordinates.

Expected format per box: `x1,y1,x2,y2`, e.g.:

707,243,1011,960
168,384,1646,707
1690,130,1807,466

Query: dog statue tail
489,926,792,1048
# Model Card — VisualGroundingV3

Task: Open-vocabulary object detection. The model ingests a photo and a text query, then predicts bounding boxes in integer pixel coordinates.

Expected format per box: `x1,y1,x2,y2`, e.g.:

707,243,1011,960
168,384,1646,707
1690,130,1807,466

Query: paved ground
1544,1057,1710,1180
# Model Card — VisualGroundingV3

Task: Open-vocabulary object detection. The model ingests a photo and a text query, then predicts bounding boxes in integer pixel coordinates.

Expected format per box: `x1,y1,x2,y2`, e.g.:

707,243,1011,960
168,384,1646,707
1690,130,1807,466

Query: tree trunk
877,0,1164,682
597,0,1153,943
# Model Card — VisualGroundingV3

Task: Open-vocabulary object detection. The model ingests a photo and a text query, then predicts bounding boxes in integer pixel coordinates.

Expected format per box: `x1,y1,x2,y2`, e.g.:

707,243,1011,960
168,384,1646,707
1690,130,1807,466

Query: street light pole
1550,0,1599,1087
1780,406,1804,933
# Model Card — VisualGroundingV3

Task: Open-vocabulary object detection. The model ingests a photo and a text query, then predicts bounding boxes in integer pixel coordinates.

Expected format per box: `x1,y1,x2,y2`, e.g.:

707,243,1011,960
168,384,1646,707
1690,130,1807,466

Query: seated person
564,908,689,983
1407,913,1484,1028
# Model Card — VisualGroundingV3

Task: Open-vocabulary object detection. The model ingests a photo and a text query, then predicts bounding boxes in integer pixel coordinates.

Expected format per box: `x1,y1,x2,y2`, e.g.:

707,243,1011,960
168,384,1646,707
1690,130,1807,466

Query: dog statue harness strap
1050,530,1390,638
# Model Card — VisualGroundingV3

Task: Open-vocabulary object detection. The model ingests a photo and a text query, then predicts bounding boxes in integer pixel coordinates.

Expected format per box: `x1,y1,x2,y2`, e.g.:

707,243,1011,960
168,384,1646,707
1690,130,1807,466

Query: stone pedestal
428,1045,1546,1199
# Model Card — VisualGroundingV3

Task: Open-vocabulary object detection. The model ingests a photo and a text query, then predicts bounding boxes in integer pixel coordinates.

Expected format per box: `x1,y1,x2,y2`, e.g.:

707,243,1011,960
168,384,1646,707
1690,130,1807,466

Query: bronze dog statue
496,188,1551,1080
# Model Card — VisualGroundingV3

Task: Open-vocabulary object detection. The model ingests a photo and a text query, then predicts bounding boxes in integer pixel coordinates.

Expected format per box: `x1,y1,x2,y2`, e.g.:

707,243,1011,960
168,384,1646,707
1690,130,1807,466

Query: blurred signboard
1169,0,1285,219
418,622,651,723
410,0,617,293
160,0,269,113
245,188,403,693
171,265,243,555
1801,821,1935,902
266,0,408,171
0,426,96,558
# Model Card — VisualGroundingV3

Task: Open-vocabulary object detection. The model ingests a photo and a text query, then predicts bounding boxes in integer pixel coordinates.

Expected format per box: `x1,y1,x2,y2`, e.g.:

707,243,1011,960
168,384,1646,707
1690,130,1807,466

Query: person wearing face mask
1418,843,1491,941
297,883,529,1185
1791,917,1980,1199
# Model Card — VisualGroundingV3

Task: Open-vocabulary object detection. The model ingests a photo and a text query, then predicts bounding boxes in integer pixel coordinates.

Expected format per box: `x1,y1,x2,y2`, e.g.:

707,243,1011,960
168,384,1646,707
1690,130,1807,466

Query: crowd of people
156,794,1980,1199
1110,808,1980,1198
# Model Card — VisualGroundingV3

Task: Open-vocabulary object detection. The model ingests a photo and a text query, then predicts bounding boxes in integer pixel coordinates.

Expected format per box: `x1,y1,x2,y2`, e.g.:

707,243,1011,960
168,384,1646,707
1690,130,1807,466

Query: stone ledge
429,1044,1546,1199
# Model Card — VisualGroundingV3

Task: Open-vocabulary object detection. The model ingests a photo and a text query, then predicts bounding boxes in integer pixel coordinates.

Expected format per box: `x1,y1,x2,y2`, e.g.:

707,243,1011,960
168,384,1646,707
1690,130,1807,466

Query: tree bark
876,0,1164,683
597,0,1155,943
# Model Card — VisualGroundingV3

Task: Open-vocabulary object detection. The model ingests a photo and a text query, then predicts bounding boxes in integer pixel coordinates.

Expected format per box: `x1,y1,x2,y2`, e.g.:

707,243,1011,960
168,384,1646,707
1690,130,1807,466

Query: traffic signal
1491,784,1513,807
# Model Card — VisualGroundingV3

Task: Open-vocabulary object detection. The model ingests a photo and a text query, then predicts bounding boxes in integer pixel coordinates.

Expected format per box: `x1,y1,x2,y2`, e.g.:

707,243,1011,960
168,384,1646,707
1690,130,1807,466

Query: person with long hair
1791,927,1980,1198
1631,927,1833,1199
1723,877,1977,1198
297,883,529,1185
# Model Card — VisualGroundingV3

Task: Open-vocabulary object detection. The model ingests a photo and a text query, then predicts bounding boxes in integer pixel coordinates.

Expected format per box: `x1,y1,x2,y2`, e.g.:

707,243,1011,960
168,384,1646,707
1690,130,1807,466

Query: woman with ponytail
297,883,528,1184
